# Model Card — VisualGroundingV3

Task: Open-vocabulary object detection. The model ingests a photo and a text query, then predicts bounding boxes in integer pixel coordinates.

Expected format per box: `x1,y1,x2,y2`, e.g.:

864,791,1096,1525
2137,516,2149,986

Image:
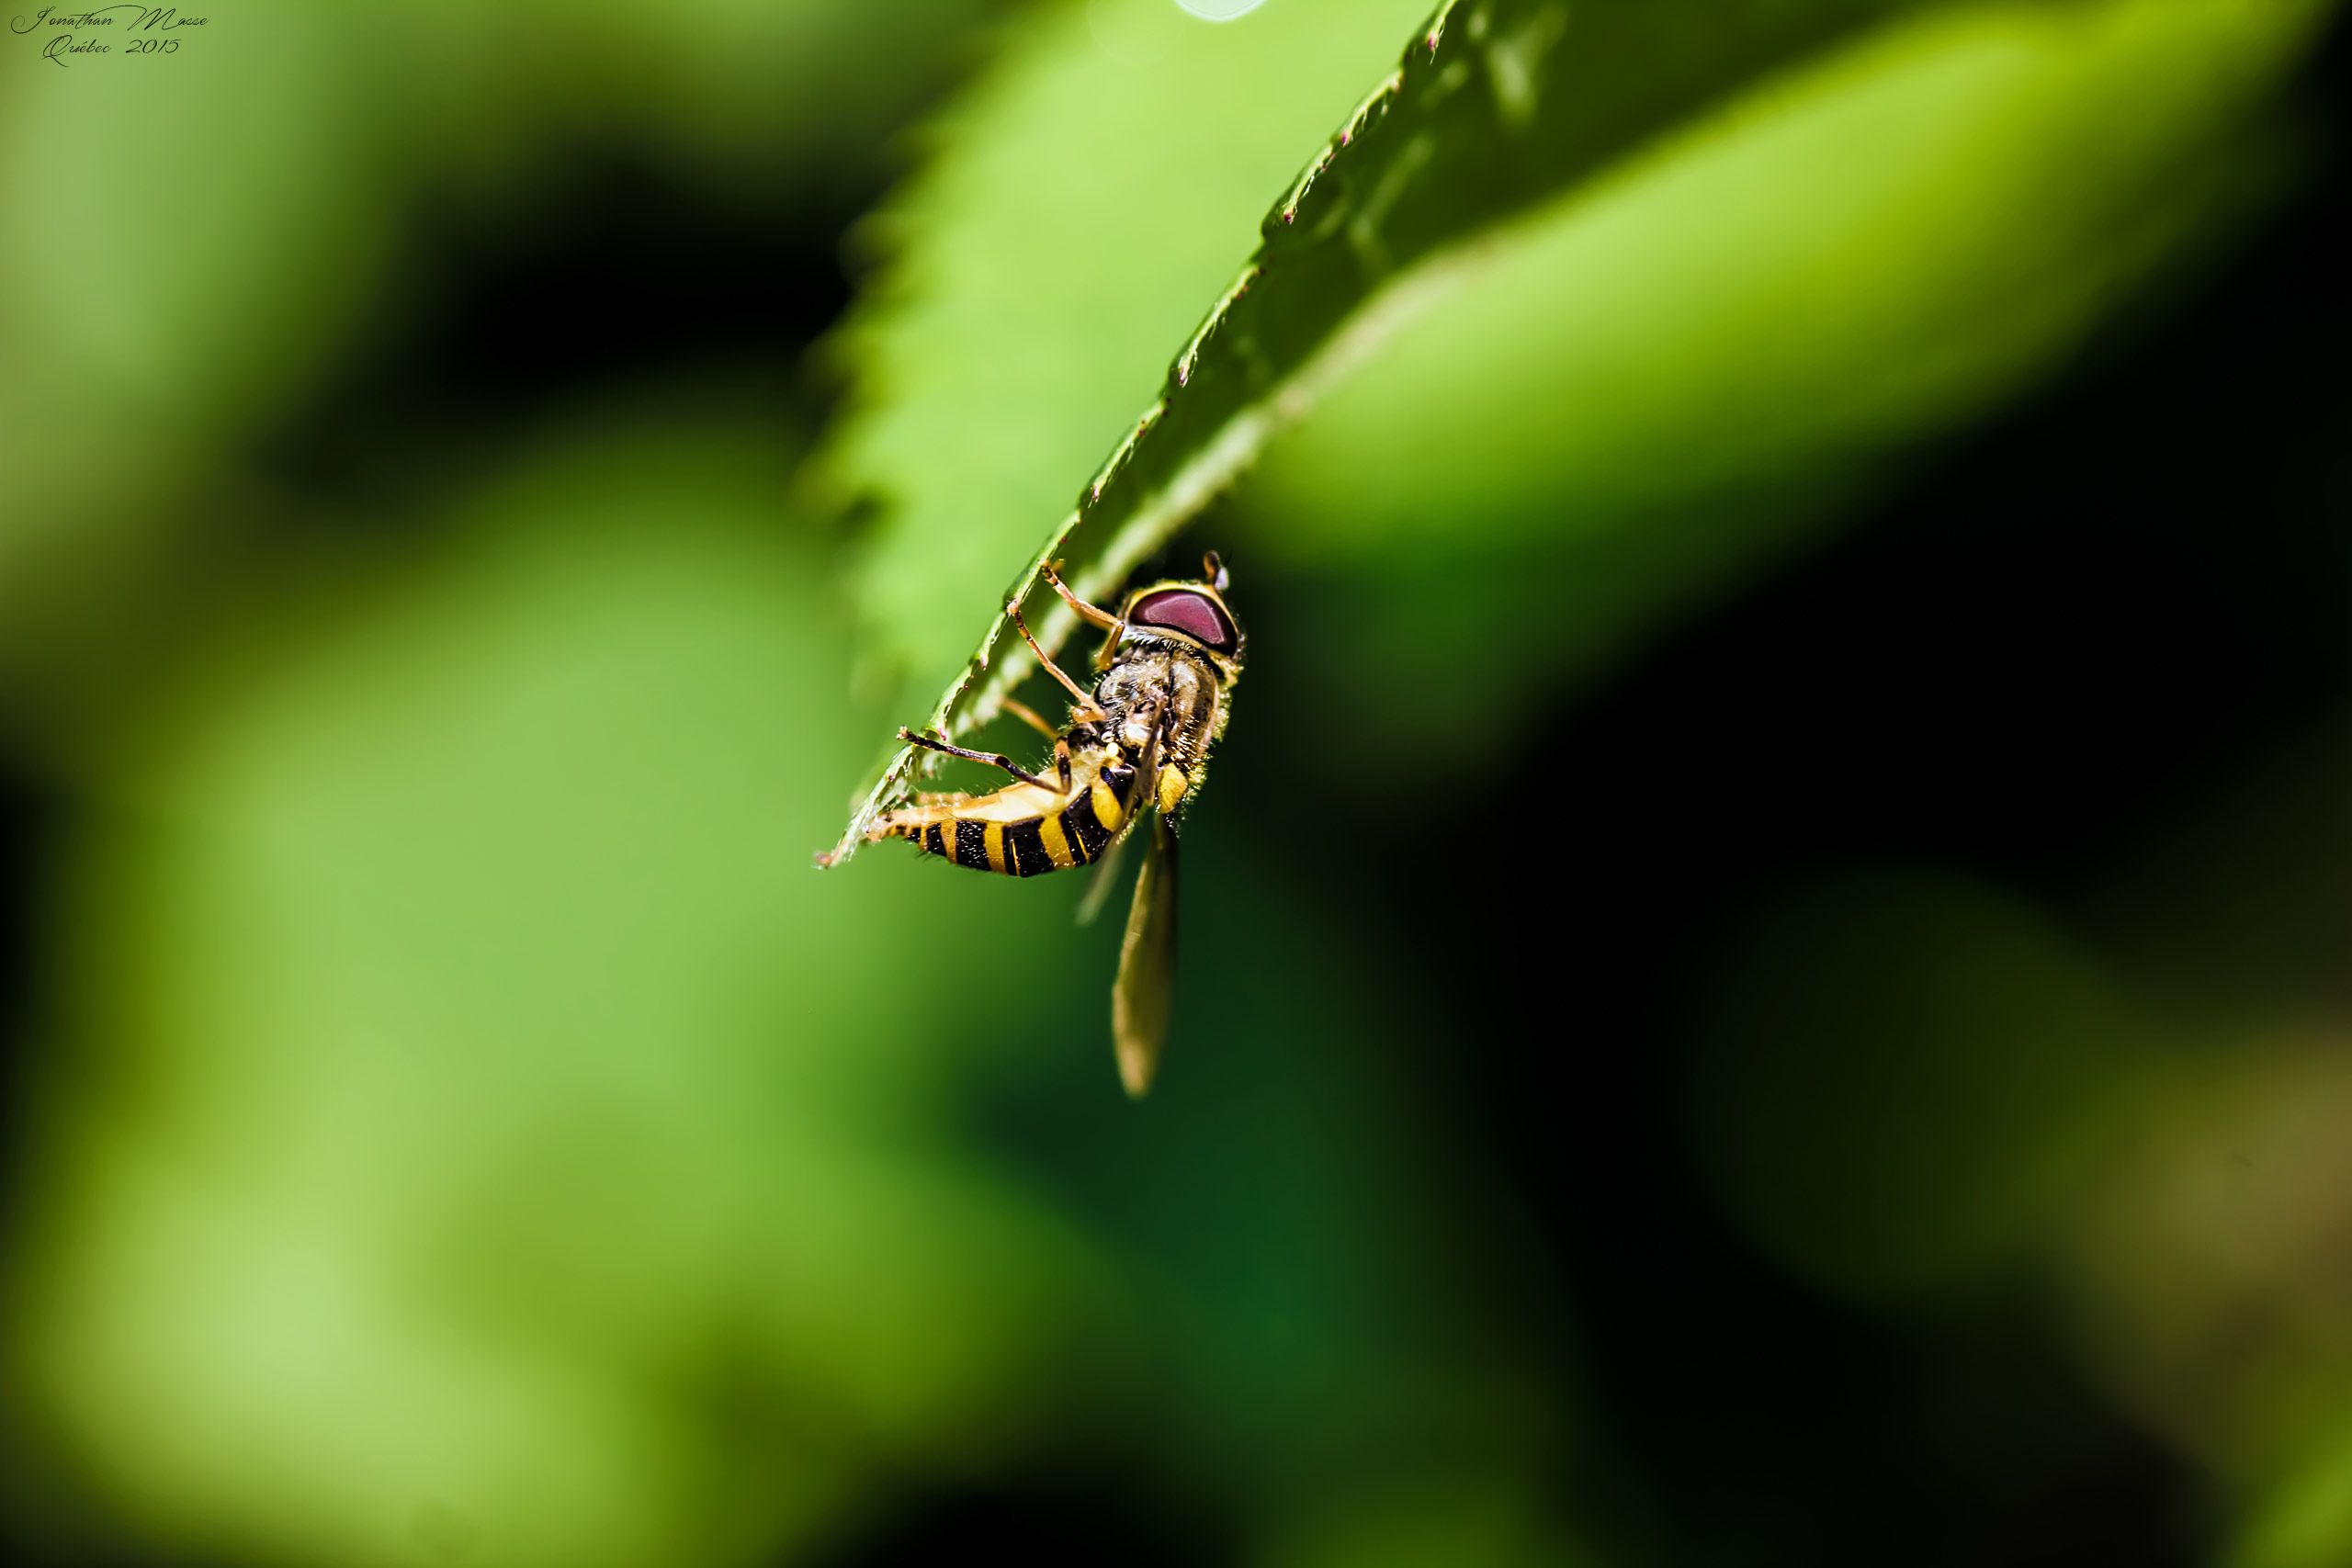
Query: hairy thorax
1096,639,1225,777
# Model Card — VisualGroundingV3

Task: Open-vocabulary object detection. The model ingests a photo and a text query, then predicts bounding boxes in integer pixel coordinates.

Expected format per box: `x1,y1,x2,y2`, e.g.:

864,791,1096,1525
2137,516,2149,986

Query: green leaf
820,0,2001,862
1247,0,2334,751
823,0,2335,861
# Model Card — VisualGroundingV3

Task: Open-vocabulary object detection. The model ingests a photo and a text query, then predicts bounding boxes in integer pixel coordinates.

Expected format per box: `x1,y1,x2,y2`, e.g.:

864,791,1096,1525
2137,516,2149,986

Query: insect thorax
1095,640,1225,774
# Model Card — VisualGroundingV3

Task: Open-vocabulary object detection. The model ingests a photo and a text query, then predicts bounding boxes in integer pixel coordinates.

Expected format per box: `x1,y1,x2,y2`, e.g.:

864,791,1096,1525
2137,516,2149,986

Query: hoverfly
859,552,1245,1095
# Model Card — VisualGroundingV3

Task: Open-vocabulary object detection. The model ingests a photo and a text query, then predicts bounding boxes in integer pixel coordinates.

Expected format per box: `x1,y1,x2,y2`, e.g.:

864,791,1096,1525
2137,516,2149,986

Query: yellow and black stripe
905,766,1133,877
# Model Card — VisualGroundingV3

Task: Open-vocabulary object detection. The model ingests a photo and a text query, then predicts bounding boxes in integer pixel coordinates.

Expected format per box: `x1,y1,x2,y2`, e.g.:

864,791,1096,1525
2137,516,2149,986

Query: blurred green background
2,2,2349,1565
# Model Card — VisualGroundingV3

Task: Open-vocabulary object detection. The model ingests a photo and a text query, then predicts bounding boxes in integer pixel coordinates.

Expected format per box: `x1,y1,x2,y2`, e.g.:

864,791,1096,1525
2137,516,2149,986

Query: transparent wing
1074,826,1134,925
1111,809,1179,1098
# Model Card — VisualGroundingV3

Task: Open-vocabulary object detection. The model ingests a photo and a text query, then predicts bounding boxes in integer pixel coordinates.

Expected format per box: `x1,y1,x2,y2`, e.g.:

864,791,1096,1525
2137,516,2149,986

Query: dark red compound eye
1128,588,1239,654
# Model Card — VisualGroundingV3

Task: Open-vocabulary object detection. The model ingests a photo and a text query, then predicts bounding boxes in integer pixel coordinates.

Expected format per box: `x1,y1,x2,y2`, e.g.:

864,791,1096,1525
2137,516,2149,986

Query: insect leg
1009,604,1102,713
1041,558,1124,630
898,727,1052,789
1000,694,1060,739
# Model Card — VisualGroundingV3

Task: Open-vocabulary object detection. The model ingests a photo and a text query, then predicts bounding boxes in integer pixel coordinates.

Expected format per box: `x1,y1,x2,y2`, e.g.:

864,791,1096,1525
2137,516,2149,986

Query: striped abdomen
909,773,1130,877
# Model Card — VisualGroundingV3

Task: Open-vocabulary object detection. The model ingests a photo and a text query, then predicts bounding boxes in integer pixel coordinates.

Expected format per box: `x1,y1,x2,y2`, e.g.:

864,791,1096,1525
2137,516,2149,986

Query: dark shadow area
254,149,863,503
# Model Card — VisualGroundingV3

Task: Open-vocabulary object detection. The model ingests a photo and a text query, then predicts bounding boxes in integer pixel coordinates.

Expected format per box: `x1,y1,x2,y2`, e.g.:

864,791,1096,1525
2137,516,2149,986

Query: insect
860,552,1245,1096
